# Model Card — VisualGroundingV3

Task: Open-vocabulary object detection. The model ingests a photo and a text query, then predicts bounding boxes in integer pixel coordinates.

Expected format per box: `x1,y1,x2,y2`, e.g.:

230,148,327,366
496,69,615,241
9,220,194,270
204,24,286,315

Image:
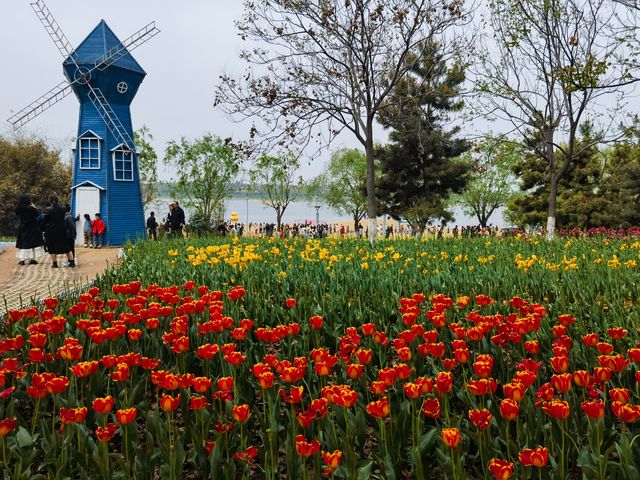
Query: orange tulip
92,395,115,415
322,450,342,471
366,397,390,418
441,427,461,448
542,400,570,420
160,394,181,412
116,407,138,425
232,404,250,423
217,376,234,392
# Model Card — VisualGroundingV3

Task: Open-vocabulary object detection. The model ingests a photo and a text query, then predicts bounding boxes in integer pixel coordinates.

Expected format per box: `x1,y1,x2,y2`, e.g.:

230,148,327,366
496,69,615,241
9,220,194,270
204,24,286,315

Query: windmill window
79,137,100,169
113,147,134,181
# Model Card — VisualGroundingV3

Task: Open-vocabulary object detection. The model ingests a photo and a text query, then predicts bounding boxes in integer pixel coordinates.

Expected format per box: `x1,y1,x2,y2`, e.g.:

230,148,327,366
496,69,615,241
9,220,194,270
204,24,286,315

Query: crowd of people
13,194,105,268
146,201,185,240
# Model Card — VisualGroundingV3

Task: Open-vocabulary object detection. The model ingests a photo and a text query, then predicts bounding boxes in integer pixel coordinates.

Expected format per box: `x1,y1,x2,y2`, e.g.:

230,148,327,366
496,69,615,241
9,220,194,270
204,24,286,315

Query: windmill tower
8,0,159,246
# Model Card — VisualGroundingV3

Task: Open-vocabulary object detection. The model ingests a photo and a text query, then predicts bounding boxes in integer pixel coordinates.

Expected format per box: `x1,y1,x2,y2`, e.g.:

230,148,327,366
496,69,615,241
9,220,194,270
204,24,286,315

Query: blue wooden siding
68,20,147,246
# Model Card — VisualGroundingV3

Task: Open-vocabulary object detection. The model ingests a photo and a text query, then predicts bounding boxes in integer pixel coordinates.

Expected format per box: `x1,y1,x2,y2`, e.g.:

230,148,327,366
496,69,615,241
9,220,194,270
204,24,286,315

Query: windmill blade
87,85,135,150
30,0,77,62
94,22,160,71
7,80,72,129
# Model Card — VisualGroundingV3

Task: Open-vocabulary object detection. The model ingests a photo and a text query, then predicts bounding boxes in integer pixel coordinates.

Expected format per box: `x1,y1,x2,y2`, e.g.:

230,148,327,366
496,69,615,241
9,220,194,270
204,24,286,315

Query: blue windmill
8,0,159,246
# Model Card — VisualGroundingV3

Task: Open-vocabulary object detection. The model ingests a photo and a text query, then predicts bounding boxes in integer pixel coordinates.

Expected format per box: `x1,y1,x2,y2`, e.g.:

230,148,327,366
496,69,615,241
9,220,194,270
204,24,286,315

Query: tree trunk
276,207,283,232
546,179,558,240
365,123,377,242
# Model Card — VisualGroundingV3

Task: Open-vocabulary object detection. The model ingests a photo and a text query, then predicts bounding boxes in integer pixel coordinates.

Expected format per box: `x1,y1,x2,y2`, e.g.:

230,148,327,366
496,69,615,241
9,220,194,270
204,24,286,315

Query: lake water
147,198,507,227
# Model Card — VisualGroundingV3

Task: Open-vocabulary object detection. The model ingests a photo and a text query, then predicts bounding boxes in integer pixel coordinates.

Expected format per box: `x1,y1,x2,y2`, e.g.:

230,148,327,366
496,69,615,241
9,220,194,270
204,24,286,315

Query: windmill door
75,186,101,245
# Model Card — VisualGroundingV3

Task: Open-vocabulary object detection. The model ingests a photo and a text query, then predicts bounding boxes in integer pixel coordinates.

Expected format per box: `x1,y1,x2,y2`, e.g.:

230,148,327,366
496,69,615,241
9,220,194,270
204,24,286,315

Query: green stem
1,437,7,469
505,421,510,460
31,399,41,437
559,420,566,480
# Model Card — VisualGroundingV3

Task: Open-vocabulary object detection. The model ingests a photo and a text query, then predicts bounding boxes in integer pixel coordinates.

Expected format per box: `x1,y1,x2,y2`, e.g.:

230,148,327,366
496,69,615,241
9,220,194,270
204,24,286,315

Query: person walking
169,201,185,238
92,213,105,248
64,205,78,267
82,214,93,247
42,195,74,268
146,212,158,240
14,194,45,265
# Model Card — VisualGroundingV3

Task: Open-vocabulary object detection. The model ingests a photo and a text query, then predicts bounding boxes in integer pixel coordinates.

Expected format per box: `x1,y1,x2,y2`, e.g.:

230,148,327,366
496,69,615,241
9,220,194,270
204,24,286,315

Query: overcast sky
0,0,370,180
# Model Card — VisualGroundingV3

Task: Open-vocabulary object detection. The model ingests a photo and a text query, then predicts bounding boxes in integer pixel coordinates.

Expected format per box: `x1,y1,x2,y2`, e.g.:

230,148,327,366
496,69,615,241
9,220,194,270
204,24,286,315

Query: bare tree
215,0,471,241
476,0,638,238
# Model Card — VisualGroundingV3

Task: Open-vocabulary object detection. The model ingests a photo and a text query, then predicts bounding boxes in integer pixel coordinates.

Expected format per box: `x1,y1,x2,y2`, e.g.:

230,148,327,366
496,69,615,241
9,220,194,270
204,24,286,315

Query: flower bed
1,237,639,479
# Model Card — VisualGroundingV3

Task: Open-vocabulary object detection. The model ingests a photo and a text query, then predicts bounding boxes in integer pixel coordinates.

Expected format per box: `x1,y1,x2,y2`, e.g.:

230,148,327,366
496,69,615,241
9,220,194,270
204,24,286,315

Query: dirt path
0,245,121,313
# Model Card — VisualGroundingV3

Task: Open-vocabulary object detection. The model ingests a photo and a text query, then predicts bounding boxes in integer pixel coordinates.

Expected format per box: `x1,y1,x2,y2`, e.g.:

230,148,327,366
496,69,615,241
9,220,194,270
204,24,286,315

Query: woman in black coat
43,195,74,268
15,195,45,265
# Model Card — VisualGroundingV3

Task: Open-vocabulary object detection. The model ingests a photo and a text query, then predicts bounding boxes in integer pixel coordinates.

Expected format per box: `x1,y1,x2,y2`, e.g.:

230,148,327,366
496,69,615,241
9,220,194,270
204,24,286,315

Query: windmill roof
66,20,146,74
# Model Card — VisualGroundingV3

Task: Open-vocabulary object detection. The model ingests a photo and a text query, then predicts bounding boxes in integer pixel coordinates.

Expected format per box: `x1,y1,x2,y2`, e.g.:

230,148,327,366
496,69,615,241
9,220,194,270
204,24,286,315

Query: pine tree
506,124,604,230
376,41,471,233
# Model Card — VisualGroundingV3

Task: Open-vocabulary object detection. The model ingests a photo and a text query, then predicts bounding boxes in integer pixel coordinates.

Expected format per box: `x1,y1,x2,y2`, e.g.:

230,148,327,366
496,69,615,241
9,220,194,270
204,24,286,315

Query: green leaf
418,428,438,454
356,460,373,480
15,426,32,448
382,453,397,480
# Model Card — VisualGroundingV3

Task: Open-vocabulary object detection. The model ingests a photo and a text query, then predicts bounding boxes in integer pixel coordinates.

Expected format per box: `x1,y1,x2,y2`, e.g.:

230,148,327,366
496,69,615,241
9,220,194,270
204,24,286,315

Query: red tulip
95,423,117,442
500,399,520,420
488,458,514,479
295,434,320,457
581,399,605,419
0,418,17,436
519,447,549,467
468,408,492,431
59,407,88,424
422,397,441,419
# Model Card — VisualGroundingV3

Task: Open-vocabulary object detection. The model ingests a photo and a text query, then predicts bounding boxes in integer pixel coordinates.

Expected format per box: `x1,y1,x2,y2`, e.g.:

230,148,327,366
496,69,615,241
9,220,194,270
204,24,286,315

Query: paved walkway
0,245,120,313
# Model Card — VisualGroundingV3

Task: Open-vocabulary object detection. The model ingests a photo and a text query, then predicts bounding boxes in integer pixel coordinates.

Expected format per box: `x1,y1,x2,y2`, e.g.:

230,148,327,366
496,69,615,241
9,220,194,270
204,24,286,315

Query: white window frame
78,135,101,170
112,145,134,182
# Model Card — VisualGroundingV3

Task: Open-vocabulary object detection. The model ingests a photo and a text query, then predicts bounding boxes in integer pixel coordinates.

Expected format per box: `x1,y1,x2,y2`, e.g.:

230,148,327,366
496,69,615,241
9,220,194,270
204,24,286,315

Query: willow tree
215,0,471,241
477,0,638,238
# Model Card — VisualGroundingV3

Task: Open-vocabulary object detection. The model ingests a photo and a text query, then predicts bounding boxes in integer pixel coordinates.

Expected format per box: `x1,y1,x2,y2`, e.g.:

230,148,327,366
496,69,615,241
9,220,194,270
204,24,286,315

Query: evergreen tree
376,41,471,233
507,125,604,230
593,131,640,228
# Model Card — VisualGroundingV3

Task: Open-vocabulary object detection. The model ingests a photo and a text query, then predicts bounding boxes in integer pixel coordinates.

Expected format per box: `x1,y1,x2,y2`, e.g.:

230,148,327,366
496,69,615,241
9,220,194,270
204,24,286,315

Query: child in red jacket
92,213,105,248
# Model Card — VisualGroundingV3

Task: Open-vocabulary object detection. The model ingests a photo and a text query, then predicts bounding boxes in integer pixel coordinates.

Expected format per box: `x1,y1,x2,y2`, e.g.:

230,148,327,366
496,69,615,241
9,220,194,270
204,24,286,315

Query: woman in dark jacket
15,195,45,265
43,195,74,268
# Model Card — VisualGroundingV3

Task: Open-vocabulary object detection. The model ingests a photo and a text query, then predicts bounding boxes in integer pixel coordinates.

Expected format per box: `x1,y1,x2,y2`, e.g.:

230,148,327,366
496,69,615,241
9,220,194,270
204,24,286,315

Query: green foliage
164,134,241,226
590,132,640,228
506,125,606,229
308,148,367,230
134,125,159,208
376,40,472,232
249,151,302,229
188,210,214,236
479,0,638,237
458,135,520,227
0,135,71,236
